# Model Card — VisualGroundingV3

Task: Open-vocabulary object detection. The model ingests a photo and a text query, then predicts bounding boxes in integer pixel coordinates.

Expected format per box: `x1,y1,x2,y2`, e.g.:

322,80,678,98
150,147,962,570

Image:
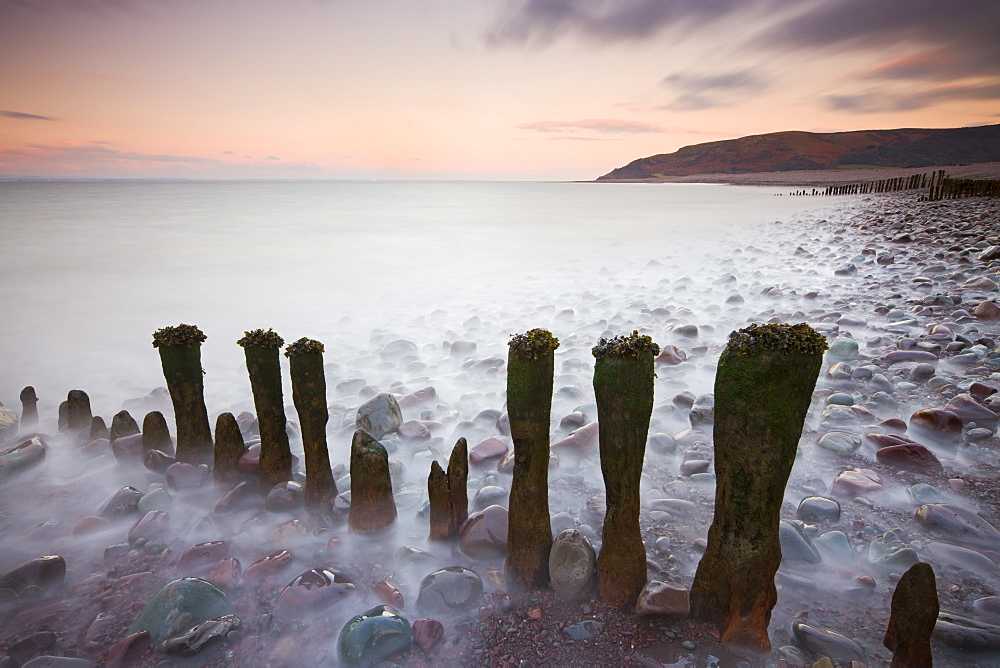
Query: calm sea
0,180,827,416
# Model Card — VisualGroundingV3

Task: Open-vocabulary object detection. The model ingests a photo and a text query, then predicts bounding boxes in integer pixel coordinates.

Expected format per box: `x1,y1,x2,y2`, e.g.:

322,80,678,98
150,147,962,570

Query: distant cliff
597,124,1000,180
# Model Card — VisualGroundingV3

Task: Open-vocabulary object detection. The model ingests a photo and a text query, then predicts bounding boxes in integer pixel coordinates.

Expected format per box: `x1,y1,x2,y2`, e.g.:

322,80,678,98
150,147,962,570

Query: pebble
337,605,411,665
548,529,596,601
417,566,483,614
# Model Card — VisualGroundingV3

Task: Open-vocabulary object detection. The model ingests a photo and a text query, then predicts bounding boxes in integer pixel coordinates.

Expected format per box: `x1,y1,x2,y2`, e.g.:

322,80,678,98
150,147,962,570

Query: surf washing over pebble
2,180,1000,665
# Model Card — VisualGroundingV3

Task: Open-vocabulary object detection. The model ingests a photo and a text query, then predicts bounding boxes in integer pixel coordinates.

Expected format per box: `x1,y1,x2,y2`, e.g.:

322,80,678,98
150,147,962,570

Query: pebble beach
2,186,1000,667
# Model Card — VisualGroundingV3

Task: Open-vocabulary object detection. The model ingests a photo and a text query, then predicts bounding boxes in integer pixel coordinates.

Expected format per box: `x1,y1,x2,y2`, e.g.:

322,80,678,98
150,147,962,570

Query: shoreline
595,161,1000,187
2,191,1000,666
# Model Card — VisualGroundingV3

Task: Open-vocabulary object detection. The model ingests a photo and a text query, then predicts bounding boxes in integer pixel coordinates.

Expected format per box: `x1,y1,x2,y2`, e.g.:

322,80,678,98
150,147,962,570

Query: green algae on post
285,336,337,511
690,323,824,652
505,328,559,589
238,329,291,494
592,330,658,607
152,324,213,465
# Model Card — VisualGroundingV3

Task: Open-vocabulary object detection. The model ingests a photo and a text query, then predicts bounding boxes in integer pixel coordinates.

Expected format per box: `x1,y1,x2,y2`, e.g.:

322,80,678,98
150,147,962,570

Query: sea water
0,179,828,422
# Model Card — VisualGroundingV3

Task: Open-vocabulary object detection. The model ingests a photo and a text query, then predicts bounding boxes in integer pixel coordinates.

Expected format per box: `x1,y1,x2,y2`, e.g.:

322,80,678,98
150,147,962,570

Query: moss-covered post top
152,324,207,348
591,330,660,361
284,337,325,358
722,323,828,360
508,329,560,358
237,328,285,349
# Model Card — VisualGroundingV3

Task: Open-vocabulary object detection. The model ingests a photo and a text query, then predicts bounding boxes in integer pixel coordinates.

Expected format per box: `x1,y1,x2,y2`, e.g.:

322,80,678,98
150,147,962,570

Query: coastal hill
597,124,1000,181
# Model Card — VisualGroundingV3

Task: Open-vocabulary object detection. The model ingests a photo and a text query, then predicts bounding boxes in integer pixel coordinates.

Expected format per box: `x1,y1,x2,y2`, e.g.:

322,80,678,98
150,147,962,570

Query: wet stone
214,480,256,514
0,436,47,480
274,568,355,617
814,531,853,562
916,504,1000,551
166,462,211,489
243,550,294,582
934,612,1000,652
474,485,508,509
0,555,66,602
469,437,508,466
337,605,411,666
817,431,861,455
636,581,690,616
791,621,866,664
779,520,822,564
564,620,604,640
796,496,841,523
868,530,919,571
128,510,170,544
178,541,229,574
161,614,240,656
549,529,596,601
98,486,142,519
907,483,943,505
459,504,508,559
832,468,883,498
411,618,444,652
417,566,483,614
126,577,231,644
827,338,859,360
910,409,963,440
137,488,171,514
204,557,242,592
111,433,143,463
356,392,403,439
945,393,999,422
105,631,150,668
142,449,175,473
265,481,305,513
875,443,943,475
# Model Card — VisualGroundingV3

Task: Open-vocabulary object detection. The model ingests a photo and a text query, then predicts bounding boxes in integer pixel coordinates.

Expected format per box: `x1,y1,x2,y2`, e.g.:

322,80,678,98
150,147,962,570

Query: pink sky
1,0,997,180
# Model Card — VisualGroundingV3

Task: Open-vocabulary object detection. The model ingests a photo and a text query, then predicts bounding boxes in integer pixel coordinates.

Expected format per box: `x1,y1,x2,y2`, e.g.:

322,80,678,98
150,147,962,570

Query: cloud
827,82,1000,113
485,0,752,47
517,118,662,134
0,110,56,121
0,141,327,178
660,69,767,110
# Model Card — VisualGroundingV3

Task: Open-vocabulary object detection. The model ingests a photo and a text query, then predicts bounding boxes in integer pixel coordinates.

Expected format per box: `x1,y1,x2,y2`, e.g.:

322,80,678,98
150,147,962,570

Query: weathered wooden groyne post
237,329,292,494
592,330,659,607
152,324,213,464
690,323,825,651
349,429,397,533
66,389,92,433
505,329,559,589
285,336,337,511
214,411,246,491
427,438,468,540
19,386,38,430
884,562,938,667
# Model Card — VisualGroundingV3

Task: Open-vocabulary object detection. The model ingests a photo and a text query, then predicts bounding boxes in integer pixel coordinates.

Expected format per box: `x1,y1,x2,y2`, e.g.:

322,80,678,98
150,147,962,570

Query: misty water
3,181,995,665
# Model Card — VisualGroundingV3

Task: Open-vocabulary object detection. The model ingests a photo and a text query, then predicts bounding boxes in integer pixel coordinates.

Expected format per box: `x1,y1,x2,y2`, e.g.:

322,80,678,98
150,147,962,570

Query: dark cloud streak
1,110,56,121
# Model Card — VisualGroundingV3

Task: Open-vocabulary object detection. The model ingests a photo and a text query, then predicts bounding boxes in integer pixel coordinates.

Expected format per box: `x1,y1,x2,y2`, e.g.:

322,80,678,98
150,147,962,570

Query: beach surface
1,187,1000,666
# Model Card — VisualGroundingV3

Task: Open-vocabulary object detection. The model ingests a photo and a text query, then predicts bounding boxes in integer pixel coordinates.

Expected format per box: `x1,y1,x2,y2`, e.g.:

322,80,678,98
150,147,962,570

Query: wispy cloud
517,118,662,134
0,141,326,178
486,0,754,47
660,69,767,110
827,82,1000,113
1,110,56,121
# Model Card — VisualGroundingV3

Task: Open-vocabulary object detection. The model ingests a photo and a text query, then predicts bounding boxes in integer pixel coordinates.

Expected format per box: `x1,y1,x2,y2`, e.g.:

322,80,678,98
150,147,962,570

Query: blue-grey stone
791,621,865,663
814,531,854,562
817,431,861,455
779,520,822,564
337,605,411,665
137,488,171,514
826,393,855,406
417,566,482,614
907,483,943,506
564,620,603,640
126,578,230,644
868,530,919,571
99,486,142,519
827,338,859,360
0,436,46,480
796,496,841,523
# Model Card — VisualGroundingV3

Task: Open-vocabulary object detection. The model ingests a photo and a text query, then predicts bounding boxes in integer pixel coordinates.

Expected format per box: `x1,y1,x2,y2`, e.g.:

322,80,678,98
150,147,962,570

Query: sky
1,0,998,181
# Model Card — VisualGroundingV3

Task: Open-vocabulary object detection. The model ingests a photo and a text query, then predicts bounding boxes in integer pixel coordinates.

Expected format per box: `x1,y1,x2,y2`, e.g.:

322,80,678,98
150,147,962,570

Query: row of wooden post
32,322,938,660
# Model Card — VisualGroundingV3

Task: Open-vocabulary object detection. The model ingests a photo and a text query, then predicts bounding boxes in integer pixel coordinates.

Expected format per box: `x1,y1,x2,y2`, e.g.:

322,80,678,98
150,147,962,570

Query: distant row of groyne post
784,168,1000,200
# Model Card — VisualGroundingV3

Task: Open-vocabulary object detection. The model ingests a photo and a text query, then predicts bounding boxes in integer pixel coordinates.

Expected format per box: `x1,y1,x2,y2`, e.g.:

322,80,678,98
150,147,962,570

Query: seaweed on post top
152,324,213,465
